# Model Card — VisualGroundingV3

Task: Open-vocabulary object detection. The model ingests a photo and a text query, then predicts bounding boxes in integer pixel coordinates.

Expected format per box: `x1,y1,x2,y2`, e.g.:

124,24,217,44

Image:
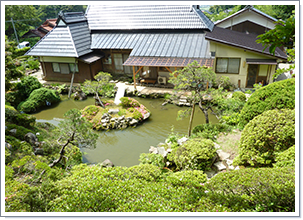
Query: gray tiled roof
26,14,92,57
86,5,214,31
205,26,287,60
91,32,210,58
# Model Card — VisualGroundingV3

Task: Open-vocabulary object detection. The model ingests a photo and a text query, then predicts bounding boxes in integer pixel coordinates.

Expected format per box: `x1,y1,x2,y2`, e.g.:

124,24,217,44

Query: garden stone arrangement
148,137,239,179
81,97,151,131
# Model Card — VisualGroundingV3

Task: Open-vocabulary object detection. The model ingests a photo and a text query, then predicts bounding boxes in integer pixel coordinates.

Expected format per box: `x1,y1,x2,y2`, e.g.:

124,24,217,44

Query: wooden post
206,81,209,90
133,66,136,90
188,103,195,137
68,61,77,99
238,79,241,88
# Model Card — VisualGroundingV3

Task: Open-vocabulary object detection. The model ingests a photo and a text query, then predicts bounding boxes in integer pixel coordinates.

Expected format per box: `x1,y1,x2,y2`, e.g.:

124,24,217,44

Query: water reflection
33,95,218,167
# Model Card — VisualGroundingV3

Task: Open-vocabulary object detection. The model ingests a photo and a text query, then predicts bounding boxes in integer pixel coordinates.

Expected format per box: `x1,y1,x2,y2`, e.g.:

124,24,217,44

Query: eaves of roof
215,6,277,25
205,27,287,60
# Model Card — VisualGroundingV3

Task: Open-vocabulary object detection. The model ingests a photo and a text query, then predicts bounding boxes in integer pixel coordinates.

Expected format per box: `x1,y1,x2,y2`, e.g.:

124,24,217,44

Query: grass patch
216,129,241,160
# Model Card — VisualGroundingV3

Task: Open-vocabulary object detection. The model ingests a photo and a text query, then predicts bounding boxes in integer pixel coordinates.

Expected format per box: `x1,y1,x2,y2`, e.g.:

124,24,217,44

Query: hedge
234,109,295,167
239,78,295,127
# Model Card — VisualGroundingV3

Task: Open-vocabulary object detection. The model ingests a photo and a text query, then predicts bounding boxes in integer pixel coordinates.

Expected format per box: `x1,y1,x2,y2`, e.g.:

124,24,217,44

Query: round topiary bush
232,91,246,102
234,109,295,167
167,138,216,171
166,170,207,188
17,88,61,113
239,78,295,128
205,167,295,212
274,145,295,168
16,76,42,98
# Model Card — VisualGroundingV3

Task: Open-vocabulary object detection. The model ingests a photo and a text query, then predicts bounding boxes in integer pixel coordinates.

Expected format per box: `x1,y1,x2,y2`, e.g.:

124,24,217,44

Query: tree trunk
188,103,195,137
199,100,209,124
95,92,105,108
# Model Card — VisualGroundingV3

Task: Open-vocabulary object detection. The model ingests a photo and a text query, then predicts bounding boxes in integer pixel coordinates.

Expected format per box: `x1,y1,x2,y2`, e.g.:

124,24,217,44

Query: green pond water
32,95,219,167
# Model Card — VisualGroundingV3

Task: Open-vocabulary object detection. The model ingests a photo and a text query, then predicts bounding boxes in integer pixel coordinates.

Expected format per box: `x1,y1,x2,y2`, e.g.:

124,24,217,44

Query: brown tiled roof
123,57,214,67
205,26,287,60
22,19,57,38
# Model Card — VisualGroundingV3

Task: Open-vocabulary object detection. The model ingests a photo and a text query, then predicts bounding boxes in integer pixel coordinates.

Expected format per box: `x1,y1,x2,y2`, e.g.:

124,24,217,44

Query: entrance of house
246,64,259,87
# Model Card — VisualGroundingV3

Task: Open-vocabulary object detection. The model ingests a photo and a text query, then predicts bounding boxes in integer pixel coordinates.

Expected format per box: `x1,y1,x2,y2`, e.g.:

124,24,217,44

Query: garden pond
32,95,219,167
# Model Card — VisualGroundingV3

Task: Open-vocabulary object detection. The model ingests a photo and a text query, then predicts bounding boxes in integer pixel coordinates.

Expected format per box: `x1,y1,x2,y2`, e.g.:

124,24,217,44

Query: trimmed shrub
139,153,166,168
167,138,216,171
239,78,295,127
234,109,295,167
16,76,42,98
232,91,246,102
166,170,207,188
17,88,61,113
127,164,163,182
5,105,36,128
120,97,140,108
274,145,295,168
205,167,295,212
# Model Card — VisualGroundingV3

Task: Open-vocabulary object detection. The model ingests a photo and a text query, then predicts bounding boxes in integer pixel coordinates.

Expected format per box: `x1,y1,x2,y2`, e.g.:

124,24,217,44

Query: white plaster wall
217,11,276,30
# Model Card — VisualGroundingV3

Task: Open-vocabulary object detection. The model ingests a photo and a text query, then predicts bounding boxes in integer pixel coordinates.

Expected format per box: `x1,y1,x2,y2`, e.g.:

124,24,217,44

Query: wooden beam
164,66,173,73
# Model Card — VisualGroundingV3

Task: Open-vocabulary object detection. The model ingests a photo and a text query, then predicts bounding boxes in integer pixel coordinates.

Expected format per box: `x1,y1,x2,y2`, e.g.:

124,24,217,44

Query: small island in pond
81,97,151,130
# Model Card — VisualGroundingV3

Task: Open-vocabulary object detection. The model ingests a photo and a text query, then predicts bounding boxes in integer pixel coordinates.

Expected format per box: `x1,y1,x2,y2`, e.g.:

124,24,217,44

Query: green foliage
215,96,246,116
274,145,295,168
169,61,216,92
5,165,14,181
239,78,295,127
192,123,231,141
82,71,112,97
214,75,232,89
127,164,163,182
5,179,30,212
17,88,61,113
5,105,36,128
5,124,33,141
120,97,140,108
232,91,246,102
57,109,98,149
234,109,295,167
166,170,207,188
47,165,210,212
205,167,295,212
167,138,216,171
128,107,143,120
220,112,241,126
98,83,116,98
245,89,252,94
139,153,166,168
256,11,295,54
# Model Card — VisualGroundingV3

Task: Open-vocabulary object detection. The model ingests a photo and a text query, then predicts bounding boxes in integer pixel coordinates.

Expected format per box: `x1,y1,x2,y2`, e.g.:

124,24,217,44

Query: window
69,63,79,73
113,54,123,71
216,58,240,74
52,63,60,72
52,63,79,74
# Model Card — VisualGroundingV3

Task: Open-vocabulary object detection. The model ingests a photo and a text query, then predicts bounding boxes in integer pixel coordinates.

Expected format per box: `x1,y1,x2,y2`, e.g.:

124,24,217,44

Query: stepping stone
214,161,226,171
216,149,230,161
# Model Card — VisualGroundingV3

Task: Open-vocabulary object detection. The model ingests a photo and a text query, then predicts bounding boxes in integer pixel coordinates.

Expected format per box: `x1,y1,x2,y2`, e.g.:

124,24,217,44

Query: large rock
214,161,226,171
129,119,139,126
73,91,87,101
34,148,44,156
108,109,120,115
157,147,167,157
216,150,231,161
177,137,188,146
24,132,40,147
100,159,114,168
5,142,13,151
149,146,158,154
143,112,151,120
